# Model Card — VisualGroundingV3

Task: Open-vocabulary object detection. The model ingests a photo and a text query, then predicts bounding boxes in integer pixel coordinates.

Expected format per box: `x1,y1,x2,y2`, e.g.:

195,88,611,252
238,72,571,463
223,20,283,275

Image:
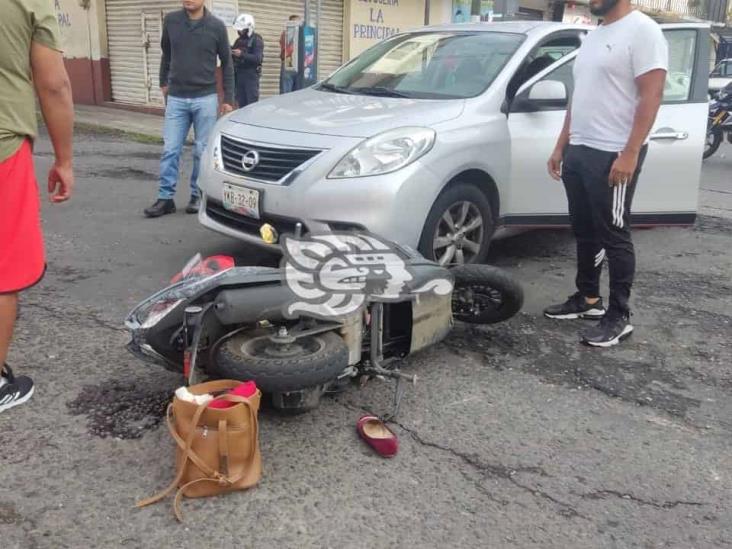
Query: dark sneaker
544,292,606,320
144,199,176,218
581,314,633,348
185,196,201,214
0,364,34,414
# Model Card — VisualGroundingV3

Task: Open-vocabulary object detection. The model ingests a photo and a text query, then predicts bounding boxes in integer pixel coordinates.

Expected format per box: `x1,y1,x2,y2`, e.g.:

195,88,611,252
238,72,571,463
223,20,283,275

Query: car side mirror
510,80,568,113
528,80,568,104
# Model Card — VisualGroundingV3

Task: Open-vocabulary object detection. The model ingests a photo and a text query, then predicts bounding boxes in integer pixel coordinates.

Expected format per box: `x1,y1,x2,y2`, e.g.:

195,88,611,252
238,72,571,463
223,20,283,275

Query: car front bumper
198,131,442,250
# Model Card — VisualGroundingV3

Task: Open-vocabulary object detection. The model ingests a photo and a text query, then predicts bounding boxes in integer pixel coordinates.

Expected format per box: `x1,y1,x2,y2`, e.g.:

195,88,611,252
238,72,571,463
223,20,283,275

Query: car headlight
212,135,223,171
328,127,436,179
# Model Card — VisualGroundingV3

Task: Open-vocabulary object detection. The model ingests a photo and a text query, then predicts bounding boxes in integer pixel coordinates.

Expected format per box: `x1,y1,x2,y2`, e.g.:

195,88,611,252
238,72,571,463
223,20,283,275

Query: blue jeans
158,94,218,200
279,65,297,94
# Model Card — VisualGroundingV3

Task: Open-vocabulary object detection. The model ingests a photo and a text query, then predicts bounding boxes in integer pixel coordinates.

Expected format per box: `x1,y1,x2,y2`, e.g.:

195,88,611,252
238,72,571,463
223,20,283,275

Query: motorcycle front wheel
450,264,524,325
704,127,723,159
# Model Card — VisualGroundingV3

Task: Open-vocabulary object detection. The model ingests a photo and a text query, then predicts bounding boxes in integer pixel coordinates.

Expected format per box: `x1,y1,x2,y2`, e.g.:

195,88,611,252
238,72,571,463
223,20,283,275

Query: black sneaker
185,196,200,214
0,364,34,414
581,314,633,348
144,199,176,218
544,292,606,320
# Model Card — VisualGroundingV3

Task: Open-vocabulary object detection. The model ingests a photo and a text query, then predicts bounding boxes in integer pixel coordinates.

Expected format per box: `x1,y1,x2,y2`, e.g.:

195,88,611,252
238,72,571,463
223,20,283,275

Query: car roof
419,21,591,35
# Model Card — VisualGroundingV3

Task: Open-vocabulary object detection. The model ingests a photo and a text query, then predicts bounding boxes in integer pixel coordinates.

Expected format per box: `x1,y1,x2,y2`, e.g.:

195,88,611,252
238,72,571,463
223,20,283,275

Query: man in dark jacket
144,0,235,218
232,13,264,108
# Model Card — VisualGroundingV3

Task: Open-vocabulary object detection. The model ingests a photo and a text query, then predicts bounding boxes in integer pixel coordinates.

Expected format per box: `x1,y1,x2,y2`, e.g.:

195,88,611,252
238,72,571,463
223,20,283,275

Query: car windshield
321,31,525,100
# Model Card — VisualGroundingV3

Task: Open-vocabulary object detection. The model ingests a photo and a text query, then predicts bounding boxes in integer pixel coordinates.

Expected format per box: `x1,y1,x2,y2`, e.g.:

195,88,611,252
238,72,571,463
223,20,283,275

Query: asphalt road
1,131,731,549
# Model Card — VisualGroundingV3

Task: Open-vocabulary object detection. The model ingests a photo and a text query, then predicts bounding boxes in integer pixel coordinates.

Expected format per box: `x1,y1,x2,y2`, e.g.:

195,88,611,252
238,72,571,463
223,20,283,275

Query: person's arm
159,18,171,98
218,25,235,113
608,69,665,185
609,25,668,186
279,31,285,61
31,41,74,203
547,106,571,181
240,36,264,68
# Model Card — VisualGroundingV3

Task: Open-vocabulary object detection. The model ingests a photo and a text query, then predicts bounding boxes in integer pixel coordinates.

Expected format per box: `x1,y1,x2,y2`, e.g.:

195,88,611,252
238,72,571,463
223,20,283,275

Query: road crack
582,490,706,509
334,397,583,519
20,300,126,334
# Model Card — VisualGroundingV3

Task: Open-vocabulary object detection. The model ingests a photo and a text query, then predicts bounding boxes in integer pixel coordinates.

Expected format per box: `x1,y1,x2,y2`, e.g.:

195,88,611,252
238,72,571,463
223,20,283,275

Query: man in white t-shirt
543,0,668,347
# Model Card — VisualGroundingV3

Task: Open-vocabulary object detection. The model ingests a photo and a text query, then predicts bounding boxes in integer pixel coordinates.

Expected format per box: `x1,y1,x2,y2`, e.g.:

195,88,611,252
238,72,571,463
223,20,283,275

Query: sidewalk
73,104,165,143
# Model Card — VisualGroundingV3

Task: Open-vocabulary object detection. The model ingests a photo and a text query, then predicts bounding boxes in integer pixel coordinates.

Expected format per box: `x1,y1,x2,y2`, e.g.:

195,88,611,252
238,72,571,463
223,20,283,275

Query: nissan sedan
198,21,709,265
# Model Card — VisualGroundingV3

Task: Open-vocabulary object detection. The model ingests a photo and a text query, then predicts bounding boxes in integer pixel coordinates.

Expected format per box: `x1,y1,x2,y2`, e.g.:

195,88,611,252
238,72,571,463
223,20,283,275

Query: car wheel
418,183,495,265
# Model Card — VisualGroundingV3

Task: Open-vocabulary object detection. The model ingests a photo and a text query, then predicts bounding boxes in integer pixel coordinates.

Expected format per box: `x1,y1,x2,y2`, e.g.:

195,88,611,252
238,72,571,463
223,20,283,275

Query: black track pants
561,144,648,317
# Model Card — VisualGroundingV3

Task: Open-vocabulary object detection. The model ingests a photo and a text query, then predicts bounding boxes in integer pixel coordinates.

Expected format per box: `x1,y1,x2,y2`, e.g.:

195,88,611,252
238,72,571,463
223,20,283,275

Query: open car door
504,24,710,227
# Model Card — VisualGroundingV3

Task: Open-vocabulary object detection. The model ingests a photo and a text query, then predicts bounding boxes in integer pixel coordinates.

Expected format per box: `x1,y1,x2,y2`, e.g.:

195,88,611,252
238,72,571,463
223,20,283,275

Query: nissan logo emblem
241,150,260,172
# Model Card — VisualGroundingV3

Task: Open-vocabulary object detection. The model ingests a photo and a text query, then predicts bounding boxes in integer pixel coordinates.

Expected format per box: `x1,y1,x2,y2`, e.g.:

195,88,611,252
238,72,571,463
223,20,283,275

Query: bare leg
0,293,19,369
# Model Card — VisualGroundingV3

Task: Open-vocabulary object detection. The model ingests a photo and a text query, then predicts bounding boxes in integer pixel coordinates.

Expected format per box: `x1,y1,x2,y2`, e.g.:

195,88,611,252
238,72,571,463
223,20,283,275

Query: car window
663,29,696,103
322,31,525,100
506,33,583,100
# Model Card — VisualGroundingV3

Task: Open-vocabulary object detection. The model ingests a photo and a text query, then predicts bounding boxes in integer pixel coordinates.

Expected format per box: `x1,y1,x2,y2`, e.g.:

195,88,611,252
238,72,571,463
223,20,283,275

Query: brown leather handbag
137,380,262,521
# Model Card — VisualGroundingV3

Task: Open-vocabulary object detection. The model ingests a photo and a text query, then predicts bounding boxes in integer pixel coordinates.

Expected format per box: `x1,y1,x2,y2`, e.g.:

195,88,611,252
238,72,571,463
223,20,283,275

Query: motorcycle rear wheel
451,264,524,324
212,327,349,393
704,127,722,159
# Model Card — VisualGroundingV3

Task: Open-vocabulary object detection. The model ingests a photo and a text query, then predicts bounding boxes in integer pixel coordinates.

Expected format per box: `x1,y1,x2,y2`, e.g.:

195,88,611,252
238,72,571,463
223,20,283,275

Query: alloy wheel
432,200,484,266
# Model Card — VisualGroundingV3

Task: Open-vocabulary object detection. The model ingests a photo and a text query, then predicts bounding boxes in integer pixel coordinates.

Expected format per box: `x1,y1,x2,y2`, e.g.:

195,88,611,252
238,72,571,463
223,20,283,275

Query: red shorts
0,140,45,293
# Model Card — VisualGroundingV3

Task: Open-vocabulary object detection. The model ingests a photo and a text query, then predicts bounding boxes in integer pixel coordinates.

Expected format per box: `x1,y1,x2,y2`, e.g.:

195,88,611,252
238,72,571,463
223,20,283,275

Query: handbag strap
136,401,210,509
137,395,260,522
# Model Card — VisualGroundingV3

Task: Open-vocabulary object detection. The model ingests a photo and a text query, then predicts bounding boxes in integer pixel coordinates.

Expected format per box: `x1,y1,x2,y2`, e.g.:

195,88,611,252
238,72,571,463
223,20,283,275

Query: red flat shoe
357,415,399,458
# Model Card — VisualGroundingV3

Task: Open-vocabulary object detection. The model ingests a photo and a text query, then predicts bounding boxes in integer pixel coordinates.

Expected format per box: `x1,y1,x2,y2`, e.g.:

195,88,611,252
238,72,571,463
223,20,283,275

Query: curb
73,121,164,145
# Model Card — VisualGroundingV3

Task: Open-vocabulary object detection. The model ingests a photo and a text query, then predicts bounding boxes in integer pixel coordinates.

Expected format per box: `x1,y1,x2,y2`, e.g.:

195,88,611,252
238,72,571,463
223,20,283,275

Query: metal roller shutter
238,0,305,98
106,0,181,107
316,0,344,81
237,0,344,98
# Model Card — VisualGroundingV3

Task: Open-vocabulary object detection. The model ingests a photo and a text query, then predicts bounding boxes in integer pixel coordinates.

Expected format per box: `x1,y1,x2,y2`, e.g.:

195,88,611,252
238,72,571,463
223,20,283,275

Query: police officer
232,14,264,108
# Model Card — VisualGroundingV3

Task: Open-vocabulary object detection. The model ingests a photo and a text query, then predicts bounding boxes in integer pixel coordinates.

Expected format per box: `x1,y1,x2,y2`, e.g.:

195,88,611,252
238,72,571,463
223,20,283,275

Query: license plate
222,183,260,219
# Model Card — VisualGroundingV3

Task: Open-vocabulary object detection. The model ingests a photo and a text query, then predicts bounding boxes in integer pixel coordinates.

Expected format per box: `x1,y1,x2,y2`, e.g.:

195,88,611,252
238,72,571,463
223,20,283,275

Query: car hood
227,87,465,138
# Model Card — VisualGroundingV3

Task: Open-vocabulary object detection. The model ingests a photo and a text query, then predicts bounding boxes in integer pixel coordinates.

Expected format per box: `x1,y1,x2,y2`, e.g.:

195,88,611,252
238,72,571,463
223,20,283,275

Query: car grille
205,199,306,240
220,135,322,182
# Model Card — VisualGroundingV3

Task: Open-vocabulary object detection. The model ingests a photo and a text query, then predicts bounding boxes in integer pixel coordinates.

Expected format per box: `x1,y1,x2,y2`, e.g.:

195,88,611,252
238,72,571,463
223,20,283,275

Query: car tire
418,183,495,265
212,328,349,393
450,264,524,324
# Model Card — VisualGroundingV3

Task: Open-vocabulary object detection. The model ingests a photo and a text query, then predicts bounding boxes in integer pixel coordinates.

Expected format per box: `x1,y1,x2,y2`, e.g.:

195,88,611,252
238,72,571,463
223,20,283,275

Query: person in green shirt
0,0,75,414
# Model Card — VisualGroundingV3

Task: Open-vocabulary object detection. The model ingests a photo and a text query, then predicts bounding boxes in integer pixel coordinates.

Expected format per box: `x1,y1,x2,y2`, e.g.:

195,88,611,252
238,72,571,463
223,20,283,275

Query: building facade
56,0,575,109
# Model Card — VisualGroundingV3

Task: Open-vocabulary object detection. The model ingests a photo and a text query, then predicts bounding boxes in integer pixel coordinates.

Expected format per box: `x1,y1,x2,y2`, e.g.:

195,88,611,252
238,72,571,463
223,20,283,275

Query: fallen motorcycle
125,232,523,415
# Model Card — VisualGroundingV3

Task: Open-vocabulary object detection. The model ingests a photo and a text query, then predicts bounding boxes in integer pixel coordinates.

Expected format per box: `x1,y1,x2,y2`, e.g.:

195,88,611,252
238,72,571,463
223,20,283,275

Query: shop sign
347,0,426,57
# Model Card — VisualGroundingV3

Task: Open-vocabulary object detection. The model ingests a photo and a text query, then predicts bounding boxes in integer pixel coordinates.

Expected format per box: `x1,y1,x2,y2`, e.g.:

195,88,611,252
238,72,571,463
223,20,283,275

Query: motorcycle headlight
328,127,436,179
139,299,184,329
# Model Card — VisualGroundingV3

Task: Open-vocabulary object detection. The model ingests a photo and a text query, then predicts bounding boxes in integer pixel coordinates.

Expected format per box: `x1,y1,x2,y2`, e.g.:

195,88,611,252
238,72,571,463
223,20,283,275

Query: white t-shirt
570,10,668,152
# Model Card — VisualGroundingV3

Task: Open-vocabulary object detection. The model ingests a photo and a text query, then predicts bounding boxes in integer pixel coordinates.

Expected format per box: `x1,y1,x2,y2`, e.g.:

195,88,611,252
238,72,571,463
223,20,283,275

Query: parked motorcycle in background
704,82,732,160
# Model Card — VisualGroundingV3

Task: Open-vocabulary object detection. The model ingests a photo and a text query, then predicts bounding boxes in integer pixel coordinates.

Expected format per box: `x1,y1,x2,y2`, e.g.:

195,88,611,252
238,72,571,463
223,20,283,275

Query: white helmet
233,13,255,34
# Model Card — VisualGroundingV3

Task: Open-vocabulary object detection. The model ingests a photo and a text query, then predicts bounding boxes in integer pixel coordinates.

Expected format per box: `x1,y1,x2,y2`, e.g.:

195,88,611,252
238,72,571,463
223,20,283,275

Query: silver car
199,21,709,265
